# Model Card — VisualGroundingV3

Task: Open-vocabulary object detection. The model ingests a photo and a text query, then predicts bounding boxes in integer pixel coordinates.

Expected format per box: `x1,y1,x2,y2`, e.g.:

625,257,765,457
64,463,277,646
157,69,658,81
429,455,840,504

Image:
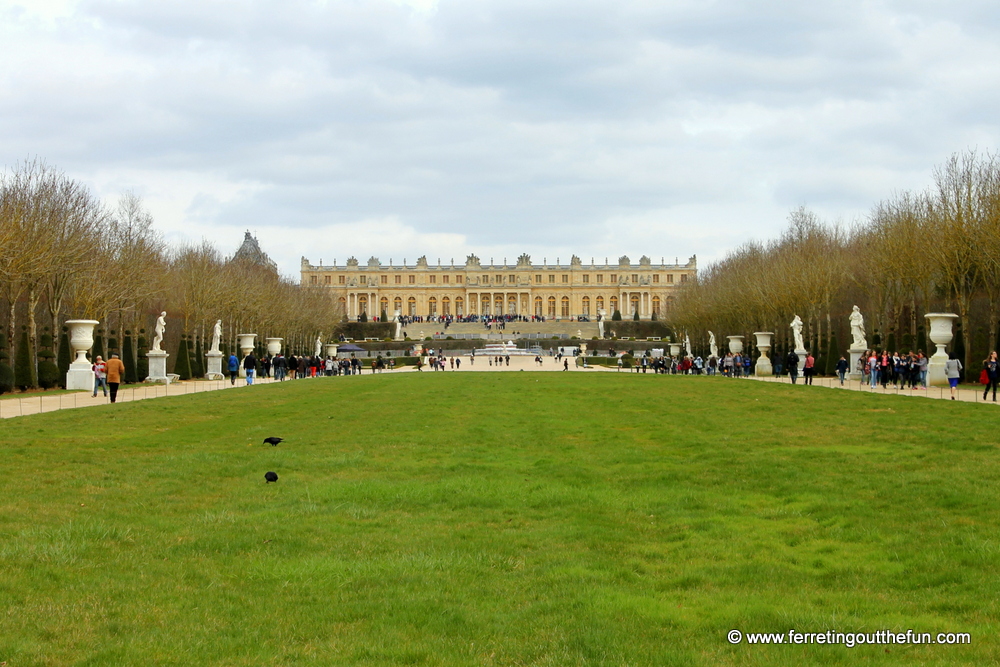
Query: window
481,295,490,314
507,295,516,314
324,275,331,284
442,297,451,315
630,295,639,315
455,275,462,284
409,275,416,284
394,297,402,313
339,275,346,284
596,296,604,311
338,297,346,312
534,296,543,316
547,296,556,317
597,274,603,284
310,276,317,284
380,275,387,284
482,275,489,283
610,296,619,312
583,275,589,284
358,296,368,314
380,297,388,314
428,297,437,315
610,274,617,283
535,274,542,283
632,274,638,283
582,296,590,315
497,274,504,283
548,275,555,284
652,274,659,283
429,275,436,284
667,274,674,283
407,296,416,316
561,296,570,317
455,296,464,315
681,274,688,282
665,296,675,311
561,274,568,283
652,296,661,316
395,275,401,284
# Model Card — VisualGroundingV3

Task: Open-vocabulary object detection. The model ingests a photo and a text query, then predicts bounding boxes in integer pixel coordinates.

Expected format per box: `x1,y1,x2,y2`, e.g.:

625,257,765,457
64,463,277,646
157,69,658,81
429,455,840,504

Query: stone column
65,319,101,390
754,332,773,376
925,313,959,387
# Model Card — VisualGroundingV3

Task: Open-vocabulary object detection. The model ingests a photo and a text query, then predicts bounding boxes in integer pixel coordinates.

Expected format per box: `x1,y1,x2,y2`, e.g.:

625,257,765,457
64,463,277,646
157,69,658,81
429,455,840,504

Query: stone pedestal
926,313,958,387
205,351,224,380
849,347,865,381
754,332,773,376
669,342,682,357
65,319,100,391
727,335,744,355
795,348,808,372
146,350,170,383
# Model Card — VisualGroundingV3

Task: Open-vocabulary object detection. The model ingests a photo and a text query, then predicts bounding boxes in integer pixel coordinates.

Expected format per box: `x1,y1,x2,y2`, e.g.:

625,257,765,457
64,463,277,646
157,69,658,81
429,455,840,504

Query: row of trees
0,160,343,392
669,149,1000,378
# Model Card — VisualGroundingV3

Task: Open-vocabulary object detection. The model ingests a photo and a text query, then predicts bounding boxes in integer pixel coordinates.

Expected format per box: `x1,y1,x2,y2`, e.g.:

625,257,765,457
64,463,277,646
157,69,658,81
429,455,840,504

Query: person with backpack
227,353,239,385
786,350,800,384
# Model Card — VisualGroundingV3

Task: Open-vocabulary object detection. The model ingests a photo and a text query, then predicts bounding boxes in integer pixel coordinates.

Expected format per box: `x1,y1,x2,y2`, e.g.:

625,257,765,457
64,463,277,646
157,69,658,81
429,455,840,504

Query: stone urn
925,313,959,387
237,333,257,377
65,319,100,390
266,337,283,356
325,343,338,358
727,335,744,354
754,332,773,376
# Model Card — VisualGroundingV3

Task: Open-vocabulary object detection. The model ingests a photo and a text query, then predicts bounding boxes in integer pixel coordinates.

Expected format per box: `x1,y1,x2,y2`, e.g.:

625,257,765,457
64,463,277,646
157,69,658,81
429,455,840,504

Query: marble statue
849,305,867,349
315,335,322,357
708,331,718,358
394,309,402,340
598,308,607,338
210,320,222,353
152,312,167,352
790,315,804,351
684,334,692,357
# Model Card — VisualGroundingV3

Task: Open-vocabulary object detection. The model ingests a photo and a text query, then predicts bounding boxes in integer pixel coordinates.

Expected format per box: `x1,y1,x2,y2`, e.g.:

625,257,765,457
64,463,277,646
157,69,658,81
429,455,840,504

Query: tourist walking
945,353,963,400
105,353,126,403
228,353,239,384
786,350,799,384
244,352,257,385
803,352,815,385
983,351,999,402
836,355,848,385
92,355,108,398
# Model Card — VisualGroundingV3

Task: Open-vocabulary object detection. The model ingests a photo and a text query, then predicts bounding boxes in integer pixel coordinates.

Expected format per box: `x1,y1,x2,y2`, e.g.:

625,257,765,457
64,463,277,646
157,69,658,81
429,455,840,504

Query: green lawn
1,374,997,666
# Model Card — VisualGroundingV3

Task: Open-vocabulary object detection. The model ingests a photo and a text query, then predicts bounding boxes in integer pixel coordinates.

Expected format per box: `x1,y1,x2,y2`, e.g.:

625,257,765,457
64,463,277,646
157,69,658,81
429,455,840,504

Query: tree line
0,159,342,392
669,149,1000,379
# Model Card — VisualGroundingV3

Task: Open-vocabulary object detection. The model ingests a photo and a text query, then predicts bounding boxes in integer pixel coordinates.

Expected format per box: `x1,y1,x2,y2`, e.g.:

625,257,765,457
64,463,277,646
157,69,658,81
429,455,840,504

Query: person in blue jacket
228,353,240,385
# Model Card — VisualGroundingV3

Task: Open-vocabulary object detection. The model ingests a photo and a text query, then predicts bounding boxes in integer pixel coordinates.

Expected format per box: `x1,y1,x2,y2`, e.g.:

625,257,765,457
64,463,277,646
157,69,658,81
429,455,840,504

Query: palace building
300,253,696,320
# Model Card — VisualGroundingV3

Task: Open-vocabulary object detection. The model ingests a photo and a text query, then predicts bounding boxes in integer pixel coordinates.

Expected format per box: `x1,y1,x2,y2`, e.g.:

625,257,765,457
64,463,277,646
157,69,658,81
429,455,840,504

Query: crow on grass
264,471,278,483
263,437,283,446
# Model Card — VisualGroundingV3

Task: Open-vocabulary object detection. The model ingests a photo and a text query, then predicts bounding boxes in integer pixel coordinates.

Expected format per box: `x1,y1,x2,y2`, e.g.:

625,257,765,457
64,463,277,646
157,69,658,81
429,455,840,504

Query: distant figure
264,471,278,483
263,437,283,446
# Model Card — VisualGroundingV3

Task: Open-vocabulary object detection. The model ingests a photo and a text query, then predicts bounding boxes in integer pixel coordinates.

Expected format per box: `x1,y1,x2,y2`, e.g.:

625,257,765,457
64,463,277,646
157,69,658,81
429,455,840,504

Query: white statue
708,331,718,358
152,312,166,352
598,308,607,338
315,335,322,357
849,305,867,349
790,315,804,351
210,320,222,353
684,334,692,357
394,309,402,340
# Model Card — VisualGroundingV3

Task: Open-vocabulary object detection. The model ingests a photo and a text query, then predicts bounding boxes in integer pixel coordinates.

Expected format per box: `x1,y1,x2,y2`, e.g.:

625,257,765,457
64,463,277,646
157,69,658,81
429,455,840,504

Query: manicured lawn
1,374,997,665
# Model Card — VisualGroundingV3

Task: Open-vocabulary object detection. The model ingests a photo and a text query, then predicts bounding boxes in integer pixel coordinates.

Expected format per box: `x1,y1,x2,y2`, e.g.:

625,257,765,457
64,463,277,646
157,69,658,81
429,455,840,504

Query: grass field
2,373,998,666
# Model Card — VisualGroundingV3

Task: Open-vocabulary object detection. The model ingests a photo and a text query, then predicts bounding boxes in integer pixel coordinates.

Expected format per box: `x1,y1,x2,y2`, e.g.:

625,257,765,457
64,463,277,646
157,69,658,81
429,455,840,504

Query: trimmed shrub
14,328,34,390
612,309,622,321
123,333,138,383
825,330,839,376
174,336,192,380
58,330,71,381
191,336,204,378
633,310,639,321
93,331,104,362
37,360,60,389
137,333,149,380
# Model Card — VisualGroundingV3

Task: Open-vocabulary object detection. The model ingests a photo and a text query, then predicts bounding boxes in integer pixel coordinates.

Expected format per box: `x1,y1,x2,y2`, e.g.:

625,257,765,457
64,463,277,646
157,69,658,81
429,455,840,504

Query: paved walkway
4,360,995,419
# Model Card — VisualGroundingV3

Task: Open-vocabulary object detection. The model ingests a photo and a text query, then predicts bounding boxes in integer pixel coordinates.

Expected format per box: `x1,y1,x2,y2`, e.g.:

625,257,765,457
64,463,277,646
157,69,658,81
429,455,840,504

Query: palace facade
300,253,696,320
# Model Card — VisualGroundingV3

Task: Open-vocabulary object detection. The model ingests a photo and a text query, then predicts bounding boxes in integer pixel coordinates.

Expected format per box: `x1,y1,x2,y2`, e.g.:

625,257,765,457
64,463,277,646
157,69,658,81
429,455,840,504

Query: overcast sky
3,0,999,278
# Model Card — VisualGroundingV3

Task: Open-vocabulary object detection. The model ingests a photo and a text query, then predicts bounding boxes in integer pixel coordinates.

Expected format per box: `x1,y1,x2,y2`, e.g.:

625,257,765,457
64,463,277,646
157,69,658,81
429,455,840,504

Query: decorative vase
237,333,257,377
65,319,100,390
925,313,958,387
727,335,744,354
754,332,773,376
266,337,283,356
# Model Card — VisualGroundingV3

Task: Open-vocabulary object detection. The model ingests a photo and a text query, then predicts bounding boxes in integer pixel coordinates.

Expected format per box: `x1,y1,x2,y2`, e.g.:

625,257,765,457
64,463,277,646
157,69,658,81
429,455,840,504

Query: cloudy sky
3,0,999,278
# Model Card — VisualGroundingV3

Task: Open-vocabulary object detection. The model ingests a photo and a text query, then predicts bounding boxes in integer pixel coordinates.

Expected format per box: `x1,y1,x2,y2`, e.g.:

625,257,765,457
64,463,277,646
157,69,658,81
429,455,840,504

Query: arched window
652,296,660,316
610,296,618,312
455,296,464,315
534,296,543,316
665,296,674,312
393,297,402,313
596,296,604,311
630,295,639,316
494,294,503,313
507,295,517,314
547,296,556,317
442,297,451,315
428,297,437,316
582,296,590,315
407,297,416,316
358,296,368,316
561,296,570,317
481,295,491,315
379,297,389,317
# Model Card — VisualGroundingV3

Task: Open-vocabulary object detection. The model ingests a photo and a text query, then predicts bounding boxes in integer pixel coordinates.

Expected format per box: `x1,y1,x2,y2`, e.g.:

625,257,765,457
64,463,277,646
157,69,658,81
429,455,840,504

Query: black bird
263,437,283,446
264,471,278,483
